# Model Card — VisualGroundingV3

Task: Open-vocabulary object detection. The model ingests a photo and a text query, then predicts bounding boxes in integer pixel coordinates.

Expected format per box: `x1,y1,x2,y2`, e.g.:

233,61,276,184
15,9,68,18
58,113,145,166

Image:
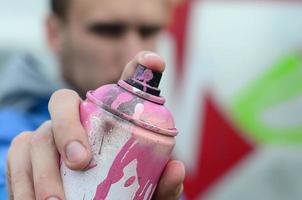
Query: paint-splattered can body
61,65,177,200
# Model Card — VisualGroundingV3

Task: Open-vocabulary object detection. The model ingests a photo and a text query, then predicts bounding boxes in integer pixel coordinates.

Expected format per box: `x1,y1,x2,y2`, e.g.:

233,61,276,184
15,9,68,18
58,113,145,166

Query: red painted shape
184,95,254,199
167,0,192,79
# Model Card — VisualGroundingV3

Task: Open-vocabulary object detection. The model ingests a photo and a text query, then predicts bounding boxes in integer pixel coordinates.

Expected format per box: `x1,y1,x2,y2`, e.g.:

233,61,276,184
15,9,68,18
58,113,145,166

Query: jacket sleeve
0,108,35,200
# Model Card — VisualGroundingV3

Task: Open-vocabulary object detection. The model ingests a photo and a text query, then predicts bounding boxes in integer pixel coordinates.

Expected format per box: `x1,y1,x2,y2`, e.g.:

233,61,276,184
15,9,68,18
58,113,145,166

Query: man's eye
88,23,127,38
139,26,162,39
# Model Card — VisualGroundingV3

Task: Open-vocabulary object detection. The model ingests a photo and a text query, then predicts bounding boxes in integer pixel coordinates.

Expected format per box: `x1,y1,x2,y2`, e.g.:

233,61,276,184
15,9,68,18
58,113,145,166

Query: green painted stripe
230,53,302,144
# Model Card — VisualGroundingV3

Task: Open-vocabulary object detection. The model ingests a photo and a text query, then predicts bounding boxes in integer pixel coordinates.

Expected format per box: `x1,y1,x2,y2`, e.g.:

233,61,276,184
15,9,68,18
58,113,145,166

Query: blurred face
49,0,173,95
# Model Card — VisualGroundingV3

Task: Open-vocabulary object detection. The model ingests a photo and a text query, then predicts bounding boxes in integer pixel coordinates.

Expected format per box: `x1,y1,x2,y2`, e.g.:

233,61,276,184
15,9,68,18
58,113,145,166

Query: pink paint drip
93,137,169,200
111,92,134,110
124,176,136,187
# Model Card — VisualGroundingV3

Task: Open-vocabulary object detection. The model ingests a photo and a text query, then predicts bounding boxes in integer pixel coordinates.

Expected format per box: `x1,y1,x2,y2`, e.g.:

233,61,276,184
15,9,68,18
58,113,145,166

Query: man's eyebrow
86,20,126,26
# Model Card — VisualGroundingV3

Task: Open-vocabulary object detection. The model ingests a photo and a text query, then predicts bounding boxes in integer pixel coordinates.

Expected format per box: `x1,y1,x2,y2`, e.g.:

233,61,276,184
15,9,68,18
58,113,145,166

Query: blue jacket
0,54,60,199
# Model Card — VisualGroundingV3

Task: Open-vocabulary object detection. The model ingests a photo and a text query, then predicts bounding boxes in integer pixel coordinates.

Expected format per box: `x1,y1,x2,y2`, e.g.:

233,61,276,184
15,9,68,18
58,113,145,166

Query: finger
30,121,65,200
7,132,35,200
120,51,166,80
49,89,92,170
153,160,185,200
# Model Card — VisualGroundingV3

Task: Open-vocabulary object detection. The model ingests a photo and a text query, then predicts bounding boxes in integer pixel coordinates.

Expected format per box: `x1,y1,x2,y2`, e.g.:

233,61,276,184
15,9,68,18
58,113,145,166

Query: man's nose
123,30,144,59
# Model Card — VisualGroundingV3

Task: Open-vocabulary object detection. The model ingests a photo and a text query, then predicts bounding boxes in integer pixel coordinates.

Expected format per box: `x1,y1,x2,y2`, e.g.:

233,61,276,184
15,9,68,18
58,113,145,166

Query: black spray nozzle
126,64,162,96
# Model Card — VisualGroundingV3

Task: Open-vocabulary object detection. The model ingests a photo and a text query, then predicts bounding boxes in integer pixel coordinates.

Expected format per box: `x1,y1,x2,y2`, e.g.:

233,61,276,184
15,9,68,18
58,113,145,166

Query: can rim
87,91,178,137
118,80,165,105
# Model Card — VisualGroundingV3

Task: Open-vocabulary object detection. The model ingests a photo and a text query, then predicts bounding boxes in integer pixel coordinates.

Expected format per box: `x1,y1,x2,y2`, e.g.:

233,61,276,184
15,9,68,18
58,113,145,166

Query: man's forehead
69,0,170,24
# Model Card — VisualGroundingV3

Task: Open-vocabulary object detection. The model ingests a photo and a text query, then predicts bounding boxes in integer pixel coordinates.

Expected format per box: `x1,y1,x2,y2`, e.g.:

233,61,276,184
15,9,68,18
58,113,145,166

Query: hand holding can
61,64,178,200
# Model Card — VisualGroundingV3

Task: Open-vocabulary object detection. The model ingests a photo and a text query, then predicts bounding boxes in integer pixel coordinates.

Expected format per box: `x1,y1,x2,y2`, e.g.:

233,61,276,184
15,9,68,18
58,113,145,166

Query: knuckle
11,171,31,187
53,117,74,133
42,120,52,129
13,192,35,200
53,88,78,97
10,132,32,147
49,89,79,104
7,132,32,176
35,175,61,200
8,132,33,158
30,130,53,147
52,119,84,144
48,89,80,114
137,50,151,58
10,172,33,199
36,175,51,193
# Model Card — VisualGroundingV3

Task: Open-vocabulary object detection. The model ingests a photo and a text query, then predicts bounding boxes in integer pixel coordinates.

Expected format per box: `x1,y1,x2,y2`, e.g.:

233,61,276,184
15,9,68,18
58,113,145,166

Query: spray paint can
61,64,178,200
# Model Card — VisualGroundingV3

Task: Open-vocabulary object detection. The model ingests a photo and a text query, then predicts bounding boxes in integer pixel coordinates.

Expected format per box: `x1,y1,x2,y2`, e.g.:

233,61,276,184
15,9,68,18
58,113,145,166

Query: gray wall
0,0,58,94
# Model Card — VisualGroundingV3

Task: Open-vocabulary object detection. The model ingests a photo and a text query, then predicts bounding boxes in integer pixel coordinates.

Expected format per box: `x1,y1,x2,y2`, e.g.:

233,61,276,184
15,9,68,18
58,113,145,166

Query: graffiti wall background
162,1,302,199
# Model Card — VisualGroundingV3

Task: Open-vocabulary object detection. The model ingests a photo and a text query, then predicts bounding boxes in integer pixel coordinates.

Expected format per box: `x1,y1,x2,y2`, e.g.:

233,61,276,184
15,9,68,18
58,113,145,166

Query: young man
1,0,185,199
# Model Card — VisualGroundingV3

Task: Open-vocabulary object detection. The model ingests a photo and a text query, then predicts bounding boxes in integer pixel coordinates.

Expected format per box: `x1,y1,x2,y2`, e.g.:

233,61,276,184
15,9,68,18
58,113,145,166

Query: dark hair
50,0,70,20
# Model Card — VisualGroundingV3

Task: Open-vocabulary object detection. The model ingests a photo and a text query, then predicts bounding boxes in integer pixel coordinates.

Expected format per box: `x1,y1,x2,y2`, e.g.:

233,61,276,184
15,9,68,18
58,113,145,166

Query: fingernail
47,197,60,200
66,141,87,163
143,52,160,60
174,184,184,197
